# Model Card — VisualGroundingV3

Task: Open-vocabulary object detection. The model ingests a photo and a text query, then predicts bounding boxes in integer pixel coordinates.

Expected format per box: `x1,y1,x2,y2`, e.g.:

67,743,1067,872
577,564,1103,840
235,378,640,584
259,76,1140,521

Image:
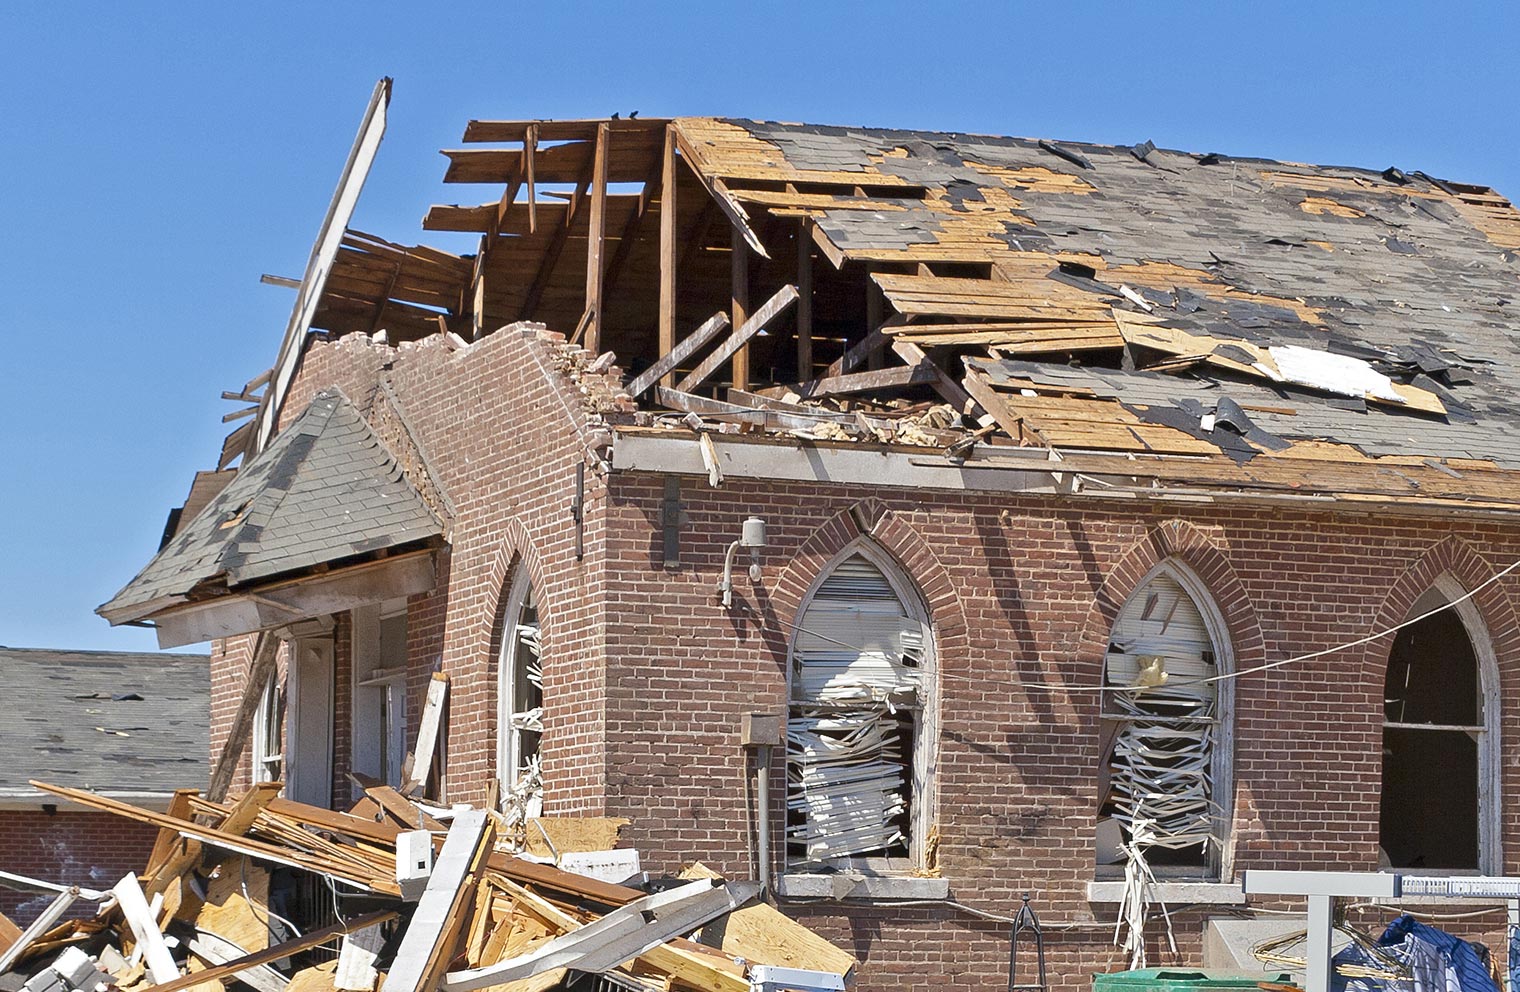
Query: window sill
778,873,950,901
1087,881,1245,905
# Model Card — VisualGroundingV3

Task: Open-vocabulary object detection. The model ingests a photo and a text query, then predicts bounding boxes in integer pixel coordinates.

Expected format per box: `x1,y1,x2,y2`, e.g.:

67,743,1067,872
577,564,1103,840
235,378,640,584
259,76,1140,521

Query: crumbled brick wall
0,812,158,920
205,325,1520,990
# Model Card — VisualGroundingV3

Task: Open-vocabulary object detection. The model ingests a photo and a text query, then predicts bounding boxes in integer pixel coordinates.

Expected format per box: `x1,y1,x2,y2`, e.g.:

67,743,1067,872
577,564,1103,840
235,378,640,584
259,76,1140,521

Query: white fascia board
0,790,177,813
610,431,1065,494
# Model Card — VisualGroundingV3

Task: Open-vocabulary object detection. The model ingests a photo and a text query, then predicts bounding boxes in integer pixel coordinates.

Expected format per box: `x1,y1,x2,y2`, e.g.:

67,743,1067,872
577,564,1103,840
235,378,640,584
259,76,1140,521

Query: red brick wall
596,476,1520,989
206,326,1520,990
0,812,158,920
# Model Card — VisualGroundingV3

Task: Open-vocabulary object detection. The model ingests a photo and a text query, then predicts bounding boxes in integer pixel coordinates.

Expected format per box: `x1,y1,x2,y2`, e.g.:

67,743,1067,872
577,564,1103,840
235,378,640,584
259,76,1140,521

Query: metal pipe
756,743,773,894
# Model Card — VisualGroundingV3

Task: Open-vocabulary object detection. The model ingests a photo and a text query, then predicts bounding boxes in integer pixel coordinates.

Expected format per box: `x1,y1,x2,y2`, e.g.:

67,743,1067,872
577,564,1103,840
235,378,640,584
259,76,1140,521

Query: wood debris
0,781,855,992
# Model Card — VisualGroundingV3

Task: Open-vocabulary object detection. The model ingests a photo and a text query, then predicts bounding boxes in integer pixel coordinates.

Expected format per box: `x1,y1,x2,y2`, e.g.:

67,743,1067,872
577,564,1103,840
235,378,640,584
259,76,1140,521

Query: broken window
1097,564,1230,878
351,601,410,793
251,664,284,783
497,568,543,826
1380,585,1492,871
787,547,933,870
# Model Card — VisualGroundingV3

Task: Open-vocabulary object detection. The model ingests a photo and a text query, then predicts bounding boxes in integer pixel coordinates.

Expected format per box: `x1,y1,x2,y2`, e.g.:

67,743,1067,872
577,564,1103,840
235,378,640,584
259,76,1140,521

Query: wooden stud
866,276,885,371
626,311,729,399
730,226,751,391
524,124,538,234
796,218,813,379
658,126,678,388
583,123,610,353
677,285,798,393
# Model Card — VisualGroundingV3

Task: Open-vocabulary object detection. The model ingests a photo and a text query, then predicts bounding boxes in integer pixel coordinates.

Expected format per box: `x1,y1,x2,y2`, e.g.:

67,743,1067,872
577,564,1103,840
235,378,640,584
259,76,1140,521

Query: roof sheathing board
656,117,1520,482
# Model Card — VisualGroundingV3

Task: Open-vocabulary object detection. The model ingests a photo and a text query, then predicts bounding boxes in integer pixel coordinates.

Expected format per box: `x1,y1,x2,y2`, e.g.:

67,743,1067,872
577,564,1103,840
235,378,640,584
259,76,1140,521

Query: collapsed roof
136,103,1517,598
238,112,1520,504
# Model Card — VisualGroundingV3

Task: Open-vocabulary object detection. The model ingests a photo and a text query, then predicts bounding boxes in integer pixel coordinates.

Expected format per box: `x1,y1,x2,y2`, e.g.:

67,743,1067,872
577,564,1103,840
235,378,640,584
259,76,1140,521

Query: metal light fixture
719,516,767,607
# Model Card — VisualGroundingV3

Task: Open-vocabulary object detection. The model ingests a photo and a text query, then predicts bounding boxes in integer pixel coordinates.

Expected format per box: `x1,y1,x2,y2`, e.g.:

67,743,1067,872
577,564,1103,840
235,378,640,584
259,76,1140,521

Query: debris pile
0,780,856,992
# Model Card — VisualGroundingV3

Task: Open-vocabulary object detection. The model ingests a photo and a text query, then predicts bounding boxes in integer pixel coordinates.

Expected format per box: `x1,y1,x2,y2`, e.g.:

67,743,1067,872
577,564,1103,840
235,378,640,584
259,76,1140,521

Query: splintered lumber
404,672,449,793
675,284,799,392
366,786,444,832
791,362,939,400
626,312,729,398
381,809,497,992
113,874,179,983
220,782,284,837
140,911,397,992
30,781,399,895
442,879,758,992
0,909,20,957
186,933,289,992
890,341,976,415
959,362,1043,447
0,888,78,976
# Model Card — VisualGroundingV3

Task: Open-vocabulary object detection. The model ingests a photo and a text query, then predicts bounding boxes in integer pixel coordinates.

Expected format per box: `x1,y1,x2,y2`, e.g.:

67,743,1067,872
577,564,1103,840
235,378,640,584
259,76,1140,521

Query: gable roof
100,388,442,625
0,645,208,802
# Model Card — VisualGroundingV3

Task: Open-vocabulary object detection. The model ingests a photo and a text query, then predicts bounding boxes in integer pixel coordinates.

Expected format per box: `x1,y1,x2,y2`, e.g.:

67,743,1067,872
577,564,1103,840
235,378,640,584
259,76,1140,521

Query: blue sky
3,2,1518,653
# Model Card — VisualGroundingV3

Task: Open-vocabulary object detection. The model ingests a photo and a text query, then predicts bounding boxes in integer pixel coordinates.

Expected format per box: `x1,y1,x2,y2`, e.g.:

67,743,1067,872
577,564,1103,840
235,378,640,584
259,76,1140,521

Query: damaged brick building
100,80,1520,988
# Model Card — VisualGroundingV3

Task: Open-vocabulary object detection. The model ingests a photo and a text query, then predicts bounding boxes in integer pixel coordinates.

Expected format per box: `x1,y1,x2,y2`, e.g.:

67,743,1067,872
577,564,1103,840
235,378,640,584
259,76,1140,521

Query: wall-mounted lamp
719,516,767,608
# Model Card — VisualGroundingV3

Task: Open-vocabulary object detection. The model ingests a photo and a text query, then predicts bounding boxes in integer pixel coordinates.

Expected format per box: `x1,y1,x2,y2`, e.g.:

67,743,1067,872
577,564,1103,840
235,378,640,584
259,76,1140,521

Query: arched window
787,545,934,870
1380,578,1499,871
1097,562,1232,878
496,567,543,818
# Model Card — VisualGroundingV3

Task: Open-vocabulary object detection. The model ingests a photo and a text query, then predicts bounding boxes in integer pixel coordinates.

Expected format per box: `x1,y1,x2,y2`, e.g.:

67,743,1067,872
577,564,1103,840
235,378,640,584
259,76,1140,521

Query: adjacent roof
0,645,208,798
100,388,442,624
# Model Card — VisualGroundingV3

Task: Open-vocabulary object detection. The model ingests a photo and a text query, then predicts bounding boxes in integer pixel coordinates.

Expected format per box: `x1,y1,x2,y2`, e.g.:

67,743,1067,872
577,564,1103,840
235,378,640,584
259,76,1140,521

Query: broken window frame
495,566,543,820
785,539,937,875
1096,560,1235,882
251,661,284,784
1379,575,1501,875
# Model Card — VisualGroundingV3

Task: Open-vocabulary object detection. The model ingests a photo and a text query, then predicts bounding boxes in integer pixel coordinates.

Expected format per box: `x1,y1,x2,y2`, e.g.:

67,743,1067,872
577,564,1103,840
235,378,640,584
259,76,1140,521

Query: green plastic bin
1093,970,1292,992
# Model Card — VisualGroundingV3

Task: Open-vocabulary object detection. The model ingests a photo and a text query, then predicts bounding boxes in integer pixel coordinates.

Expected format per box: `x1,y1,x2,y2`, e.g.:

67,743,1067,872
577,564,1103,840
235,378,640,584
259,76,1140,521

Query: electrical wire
743,556,1520,696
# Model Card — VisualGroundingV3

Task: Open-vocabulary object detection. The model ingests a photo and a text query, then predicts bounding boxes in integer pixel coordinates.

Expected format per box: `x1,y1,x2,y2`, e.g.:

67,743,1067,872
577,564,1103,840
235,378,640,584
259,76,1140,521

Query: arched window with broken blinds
496,568,543,835
1096,564,1231,879
787,548,933,870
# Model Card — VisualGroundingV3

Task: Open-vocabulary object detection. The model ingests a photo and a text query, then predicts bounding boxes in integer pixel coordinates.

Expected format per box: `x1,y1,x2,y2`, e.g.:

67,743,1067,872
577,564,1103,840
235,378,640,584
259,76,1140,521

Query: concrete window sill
778,874,950,901
1087,881,1245,905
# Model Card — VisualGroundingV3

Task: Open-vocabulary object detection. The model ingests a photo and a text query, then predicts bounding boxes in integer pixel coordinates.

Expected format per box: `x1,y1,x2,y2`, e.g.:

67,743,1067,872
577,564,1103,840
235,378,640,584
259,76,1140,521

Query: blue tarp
1332,915,1498,992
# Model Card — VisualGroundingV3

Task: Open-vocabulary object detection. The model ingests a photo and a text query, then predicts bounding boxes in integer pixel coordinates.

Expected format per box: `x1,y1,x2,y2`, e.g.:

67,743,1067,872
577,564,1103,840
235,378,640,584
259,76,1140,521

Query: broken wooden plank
187,933,290,992
208,632,280,803
31,781,398,894
655,388,853,432
0,888,78,976
959,362,1044,447
143,911,397,992
403,672,449,795
442,879,758,992
791,363,940,400
220,781,284,837
886,340,975,416
626,312,729,399
381,809,496,992
675,284,799,393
